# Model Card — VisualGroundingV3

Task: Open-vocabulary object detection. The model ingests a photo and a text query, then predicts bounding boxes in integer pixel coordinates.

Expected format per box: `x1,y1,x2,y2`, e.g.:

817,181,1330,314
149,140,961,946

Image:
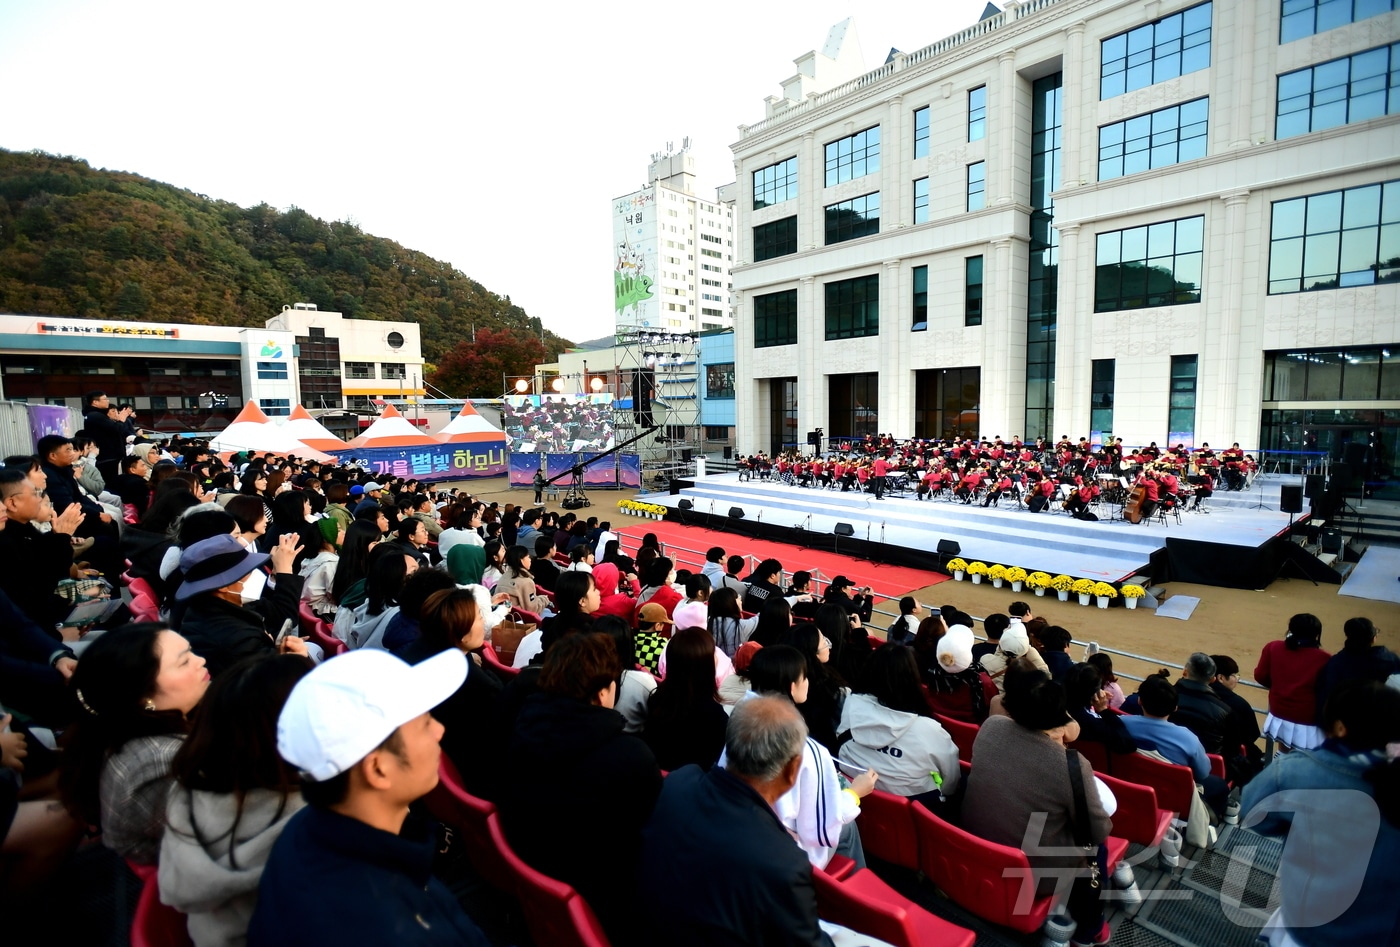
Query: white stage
656,472,1308,583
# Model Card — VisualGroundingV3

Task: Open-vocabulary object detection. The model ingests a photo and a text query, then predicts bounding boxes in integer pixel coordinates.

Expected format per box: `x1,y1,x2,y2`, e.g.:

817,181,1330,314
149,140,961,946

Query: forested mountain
0,149,571,364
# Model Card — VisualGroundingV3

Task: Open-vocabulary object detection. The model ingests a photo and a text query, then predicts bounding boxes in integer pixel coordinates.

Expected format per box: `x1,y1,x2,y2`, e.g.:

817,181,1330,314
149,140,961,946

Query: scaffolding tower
612,327,701,491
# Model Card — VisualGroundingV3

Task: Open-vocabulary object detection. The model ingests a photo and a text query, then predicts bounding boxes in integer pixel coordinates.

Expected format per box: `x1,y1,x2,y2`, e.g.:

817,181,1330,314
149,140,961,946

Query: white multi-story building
613,141,736,337
731,3,1400,472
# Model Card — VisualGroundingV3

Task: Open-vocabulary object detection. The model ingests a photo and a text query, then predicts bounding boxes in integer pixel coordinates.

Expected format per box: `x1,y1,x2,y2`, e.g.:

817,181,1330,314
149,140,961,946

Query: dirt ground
442,475,1400,707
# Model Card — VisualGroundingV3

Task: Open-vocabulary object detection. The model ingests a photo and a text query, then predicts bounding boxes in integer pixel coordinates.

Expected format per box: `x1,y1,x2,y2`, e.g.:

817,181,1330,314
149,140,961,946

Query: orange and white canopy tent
208,401,335,461
434,401,506,444
343,404,441,449
281,404,350,453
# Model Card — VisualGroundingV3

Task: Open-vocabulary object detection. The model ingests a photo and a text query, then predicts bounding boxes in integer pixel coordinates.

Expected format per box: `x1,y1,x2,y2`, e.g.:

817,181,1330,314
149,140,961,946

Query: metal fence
0,400,81,459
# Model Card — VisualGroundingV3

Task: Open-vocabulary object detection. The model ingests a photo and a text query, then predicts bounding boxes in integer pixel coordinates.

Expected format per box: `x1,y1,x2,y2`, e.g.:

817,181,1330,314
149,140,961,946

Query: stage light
513,379,530,394
551,378,565,392
644,354,656,368
670,352,681,361
590,377,604,392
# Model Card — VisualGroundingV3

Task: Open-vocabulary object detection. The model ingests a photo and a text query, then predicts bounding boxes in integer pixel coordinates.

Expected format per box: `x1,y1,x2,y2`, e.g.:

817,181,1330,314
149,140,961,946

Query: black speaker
1279,484,1304,514
682,448,694,463
1303,474,1325,498
937,539,962,556
633,369,655,425
723,446,733,460
1329,463,1352,496
677,499,693,510
833,523,855,537
728,507,745,519
1320,529,1344,554
807,431,821,447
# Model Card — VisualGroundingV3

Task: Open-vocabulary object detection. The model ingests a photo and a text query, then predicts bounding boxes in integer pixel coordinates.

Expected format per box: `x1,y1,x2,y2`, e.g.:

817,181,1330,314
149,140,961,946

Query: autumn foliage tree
429,328,550,398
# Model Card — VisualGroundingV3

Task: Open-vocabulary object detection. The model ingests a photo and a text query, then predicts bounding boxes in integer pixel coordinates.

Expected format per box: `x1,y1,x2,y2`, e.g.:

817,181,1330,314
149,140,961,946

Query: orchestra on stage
734,434,1261,525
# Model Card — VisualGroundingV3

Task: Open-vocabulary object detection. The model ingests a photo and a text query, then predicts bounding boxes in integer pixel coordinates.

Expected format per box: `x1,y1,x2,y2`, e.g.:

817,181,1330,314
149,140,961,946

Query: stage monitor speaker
1279,484,1304,514
1320,529,1344,554
1303,474,1325,499
833,523,855,537
1344,441,1368,468
677,499,693,510
1329,463,1352,496
728,507,745,519
936,539,962,556
723,446,733,460
682,448,694,463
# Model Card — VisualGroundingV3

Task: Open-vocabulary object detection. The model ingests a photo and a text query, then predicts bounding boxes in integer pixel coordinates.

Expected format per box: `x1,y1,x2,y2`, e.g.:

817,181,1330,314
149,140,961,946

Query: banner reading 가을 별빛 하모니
330,442,507,482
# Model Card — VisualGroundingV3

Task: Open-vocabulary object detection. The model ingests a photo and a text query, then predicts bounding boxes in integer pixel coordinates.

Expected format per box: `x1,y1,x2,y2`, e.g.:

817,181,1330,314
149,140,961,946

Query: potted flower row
618,499,667,520
944,560,1030,592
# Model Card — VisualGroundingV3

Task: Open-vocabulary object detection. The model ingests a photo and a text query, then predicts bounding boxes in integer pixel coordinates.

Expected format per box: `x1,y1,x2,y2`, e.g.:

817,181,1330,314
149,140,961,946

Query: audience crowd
0,396,1396,947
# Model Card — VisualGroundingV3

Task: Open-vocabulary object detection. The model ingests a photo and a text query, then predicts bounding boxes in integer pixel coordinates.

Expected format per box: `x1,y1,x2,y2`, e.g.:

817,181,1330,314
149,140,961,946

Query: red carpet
614,520,947,604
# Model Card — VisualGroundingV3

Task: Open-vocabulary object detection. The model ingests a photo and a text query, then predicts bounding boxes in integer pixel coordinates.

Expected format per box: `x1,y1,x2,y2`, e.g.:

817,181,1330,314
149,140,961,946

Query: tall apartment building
731,2,1400,470
613,141,736,337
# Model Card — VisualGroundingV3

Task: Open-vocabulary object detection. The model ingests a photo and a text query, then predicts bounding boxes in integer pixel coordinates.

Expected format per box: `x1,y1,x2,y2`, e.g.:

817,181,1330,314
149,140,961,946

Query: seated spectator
887,596,923,647
634,556,683,623
823,575,874,623
593,615,656,734
398,589,501,797
706,587,759,658
1038,625,1075,681
38,435,114,545
633,602,672,675
973,612,1007,664
750,597,794,647
565,544,594,573
839,642,960,807
0,468,88,631
62,623,211,864
111,452,153,518
1065,662,1137,754
782,622,846,752
498,633,661,942
961,674,1113,947
718,641,761,710
174,534,309,676
638,696,838,947
299,518,343,619
436,507,484,559
262,491,320,574
740,558,785,614
1314,617,1400,720
0,586,77,726
719,553,747,598
700,545,726,590
404,494,442,541
481,539,505,589
341,546,418,651
121,489,200,601
1242,680,1400,947
1172,652,1234,755
1121,676,1229,817
643,626,729,771
382,568,457,654
1086,651,1126,709
742,645,875,870
160,653,313,947
1255,614,1331,750
924,625,998,724
328,521,382,611
493,545,552,614
819,603,872,686
390,517,433,568
1209,653,1262,749
590,562,636,622
512,570,598,669
530,534,561,592
977,620,1049,691
247,649,490,947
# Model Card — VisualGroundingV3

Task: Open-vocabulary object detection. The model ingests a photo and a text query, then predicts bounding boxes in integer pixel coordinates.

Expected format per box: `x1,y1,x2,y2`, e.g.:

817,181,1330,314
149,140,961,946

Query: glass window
967,162,986,211
753,157,797,209
706,362,735,399
346,362,374,379
380,363,406,380
1268,179,1400,293
913,178,929,224
753,216,797,261
1099,97,1208,180
754,290,797,348
1095,216,1205,311
1101,2,1213,99
1025,73,1062,442
824,126,881,186
829,372,880,437
914,107,930,158
965,256,984,326
256,361,288,380
1281,0,1398,43
1276,43,1400,139
1091,358,1116,440
825,192,881,245
1168,355,1198,444
968,87,987,141
825,274,880,340
263,398,292,418
912,265,928,331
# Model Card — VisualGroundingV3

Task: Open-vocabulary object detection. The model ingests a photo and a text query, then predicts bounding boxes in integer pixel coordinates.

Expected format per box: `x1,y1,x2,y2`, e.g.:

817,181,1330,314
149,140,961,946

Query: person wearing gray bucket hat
174,532,308,677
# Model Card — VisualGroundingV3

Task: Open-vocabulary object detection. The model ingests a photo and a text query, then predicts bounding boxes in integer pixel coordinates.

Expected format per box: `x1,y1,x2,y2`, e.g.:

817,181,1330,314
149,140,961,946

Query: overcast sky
1,0,985,343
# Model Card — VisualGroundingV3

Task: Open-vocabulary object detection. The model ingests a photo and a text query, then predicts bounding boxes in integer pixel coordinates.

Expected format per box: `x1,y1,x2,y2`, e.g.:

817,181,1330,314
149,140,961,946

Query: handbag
490,616,536,666
1065,748,1101,889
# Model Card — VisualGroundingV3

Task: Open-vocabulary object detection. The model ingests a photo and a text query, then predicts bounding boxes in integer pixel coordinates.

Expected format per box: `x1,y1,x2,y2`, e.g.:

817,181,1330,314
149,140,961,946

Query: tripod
562,465,591,509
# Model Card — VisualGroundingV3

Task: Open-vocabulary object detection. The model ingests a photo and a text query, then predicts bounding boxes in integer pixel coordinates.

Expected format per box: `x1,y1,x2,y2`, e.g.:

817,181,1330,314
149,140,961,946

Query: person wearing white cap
977,620,1049,693
247,648,490,947
925,624,997,723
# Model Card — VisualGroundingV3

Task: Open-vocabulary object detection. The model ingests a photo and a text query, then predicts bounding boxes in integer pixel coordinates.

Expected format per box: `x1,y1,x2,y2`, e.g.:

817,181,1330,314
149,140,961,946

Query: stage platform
655,472,1316,587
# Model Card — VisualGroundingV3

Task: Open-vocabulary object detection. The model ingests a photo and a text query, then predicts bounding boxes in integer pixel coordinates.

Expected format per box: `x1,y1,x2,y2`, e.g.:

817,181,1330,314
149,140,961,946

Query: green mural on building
614,239,654,313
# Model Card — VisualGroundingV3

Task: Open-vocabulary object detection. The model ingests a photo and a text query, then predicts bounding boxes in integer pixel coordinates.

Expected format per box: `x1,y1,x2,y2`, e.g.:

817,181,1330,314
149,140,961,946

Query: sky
0,0,986,343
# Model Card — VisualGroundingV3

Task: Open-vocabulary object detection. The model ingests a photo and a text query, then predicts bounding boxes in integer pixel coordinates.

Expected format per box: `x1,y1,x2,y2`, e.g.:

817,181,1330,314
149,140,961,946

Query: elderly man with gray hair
637,695,838,946
1172,651,1234,756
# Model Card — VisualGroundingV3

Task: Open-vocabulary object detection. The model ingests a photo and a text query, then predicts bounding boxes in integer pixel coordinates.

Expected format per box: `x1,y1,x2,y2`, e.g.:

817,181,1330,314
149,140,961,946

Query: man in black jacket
0,469,89,631
638,695,835,947
81,391,133,483
1172,652,1234,755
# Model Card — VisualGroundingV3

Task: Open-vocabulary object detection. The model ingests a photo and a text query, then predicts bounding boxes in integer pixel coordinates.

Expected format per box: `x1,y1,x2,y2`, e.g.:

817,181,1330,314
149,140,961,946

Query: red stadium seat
1066,740,1111,774
1110,753,1197,817
481,642,520,678
930,712,979,763
307,623,347,658
1096,773,1173,848
129,594,160,623
813,867,976,947
493,812,612,947
130,871,194,947
423,758,515,891
128,576,159,604
855,790,920,870
297,601,322,637
1208,753,1227,780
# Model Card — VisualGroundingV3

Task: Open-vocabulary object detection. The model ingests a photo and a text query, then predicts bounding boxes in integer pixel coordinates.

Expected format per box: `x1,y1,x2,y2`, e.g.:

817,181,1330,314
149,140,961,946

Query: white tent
209,402,334,460
281,404,349,453
344,404,440,449
435,401,506,444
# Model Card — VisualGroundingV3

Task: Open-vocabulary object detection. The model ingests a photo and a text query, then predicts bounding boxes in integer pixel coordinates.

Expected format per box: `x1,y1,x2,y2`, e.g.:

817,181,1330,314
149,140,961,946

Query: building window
824,126,881,186
1101,1,1213,99
825,274,880,340
1099,97,1209,180
263,398,292,418
965,256,984,326
753,157,797,209
912,178,929,224
1091,359,1115,441
912,265,928,331
256,361,288,380
308,327,325,338
753,289,798,348
1095,215,1205,312
1276,44,1399,140
706,362,735,399
704,425,730,440
829,372,880,436
1025,73,1062,441
914,367,981,440
914,107,930,158
1262,346,1400,400
966,163,986,211
386,331,404,349
825,192,880,244
753,216,797,261
381,363,407,380
346,362,374,379
968,86,987,141
347,396,374,411
1169,355,1198,445
1268,179,1400,293
1281,0,1398,43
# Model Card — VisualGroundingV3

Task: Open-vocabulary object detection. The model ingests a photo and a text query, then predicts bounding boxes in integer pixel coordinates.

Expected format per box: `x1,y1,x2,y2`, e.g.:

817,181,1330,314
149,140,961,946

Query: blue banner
331,442,507,482
508,451,641,489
